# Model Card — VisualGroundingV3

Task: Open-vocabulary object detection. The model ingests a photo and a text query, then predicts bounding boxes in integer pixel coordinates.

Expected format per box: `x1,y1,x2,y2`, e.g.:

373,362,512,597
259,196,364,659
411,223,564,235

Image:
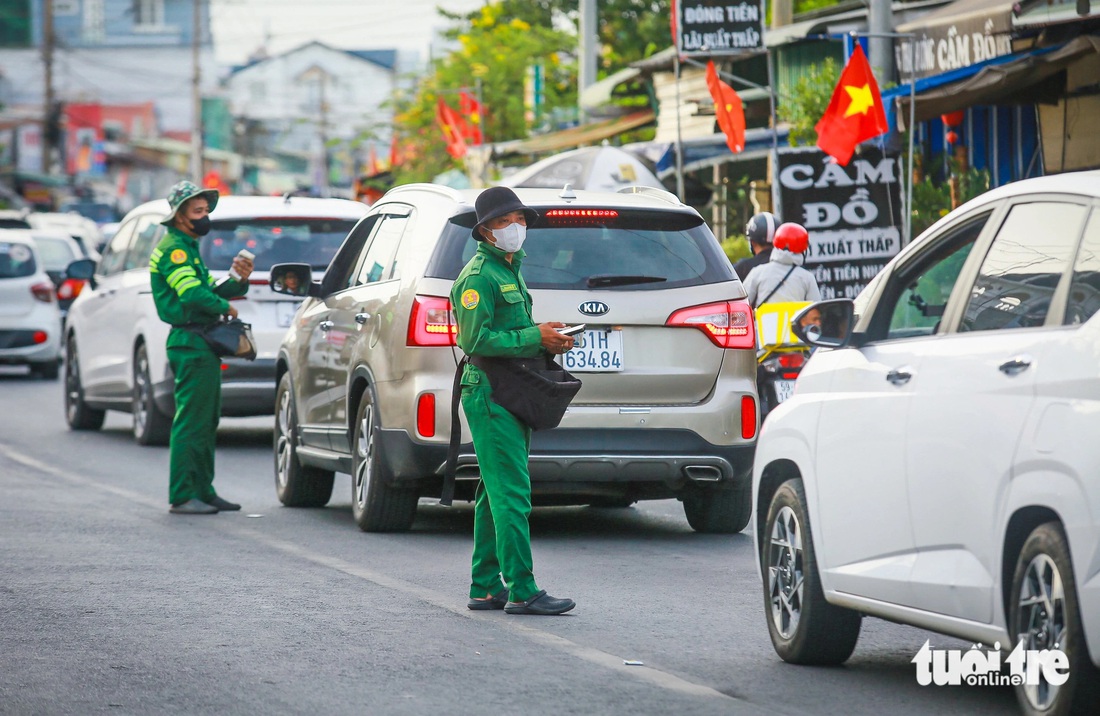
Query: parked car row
0,233,62,379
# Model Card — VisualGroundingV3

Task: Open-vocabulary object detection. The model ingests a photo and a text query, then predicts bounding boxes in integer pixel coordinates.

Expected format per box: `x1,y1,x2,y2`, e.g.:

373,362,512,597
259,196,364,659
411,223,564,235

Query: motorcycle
754,302,813,420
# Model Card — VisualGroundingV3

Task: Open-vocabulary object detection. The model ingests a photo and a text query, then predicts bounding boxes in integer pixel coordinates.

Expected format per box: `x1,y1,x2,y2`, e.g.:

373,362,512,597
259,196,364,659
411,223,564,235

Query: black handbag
186,319,257,361
440,354,582,506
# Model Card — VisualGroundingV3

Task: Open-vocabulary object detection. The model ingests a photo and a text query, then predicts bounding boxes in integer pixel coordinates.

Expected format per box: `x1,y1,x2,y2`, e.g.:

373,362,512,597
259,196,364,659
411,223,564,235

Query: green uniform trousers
167,344,221,505
462,381,539,603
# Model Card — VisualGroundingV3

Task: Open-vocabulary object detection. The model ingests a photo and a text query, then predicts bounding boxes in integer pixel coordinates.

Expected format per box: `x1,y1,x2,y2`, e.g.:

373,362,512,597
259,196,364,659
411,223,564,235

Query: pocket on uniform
501,290,525,305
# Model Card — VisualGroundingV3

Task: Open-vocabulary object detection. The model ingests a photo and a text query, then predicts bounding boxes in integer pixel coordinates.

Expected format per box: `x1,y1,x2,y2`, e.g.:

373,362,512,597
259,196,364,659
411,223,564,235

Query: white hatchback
752,171,1100,716
0,233,62,378
62,195,368,444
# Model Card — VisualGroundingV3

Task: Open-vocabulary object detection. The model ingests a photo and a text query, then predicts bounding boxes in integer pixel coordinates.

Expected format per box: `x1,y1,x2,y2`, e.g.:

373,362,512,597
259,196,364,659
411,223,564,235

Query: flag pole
674,52,685,202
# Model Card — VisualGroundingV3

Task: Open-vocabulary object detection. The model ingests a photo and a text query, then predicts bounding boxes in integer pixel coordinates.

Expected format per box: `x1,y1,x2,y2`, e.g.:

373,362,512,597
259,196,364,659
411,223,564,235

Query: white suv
752,171,1100,716
62,195,367,444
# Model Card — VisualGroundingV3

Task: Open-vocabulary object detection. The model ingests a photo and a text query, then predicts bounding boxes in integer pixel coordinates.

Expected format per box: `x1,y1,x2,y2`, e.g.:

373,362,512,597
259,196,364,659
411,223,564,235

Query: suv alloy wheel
274,373,334,507
763,479,861,664
350,387,418,532
64,336,105,430
132,342,171,446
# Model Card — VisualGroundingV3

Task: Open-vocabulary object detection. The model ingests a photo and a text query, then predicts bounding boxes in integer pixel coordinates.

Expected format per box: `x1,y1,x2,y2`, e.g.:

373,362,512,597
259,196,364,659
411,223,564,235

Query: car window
866,213,990,340
960,202,1087,332
426,209,733,290
351,214,407,286
124,216,165,271
0,241,37,278
1064,210,1100,325
32,236,79,271
0,218,32,229
98,217,139,276
201,218,357,271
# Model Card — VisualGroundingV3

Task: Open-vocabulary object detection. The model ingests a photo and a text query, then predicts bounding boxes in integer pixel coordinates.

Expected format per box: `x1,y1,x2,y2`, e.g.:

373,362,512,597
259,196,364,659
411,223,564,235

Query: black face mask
190,215,212,236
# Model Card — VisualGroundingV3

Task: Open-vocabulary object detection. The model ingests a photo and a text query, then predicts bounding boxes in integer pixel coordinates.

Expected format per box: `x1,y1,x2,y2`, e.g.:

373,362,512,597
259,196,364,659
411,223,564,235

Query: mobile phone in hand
559,323,586,337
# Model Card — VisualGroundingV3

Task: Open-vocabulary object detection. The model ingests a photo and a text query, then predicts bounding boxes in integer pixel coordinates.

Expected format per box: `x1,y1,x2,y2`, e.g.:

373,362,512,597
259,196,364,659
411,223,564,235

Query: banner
676,0,764,56
776,147,903,299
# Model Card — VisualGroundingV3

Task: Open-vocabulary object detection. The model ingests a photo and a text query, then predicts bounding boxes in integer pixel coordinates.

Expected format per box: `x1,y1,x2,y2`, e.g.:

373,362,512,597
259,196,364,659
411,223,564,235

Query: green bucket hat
161,180,219,226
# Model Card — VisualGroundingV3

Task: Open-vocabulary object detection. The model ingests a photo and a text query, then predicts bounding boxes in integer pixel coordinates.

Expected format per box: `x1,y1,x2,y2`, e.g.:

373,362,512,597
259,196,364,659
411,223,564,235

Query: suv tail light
666,300,755,349
31,282,56,303
407,295,456,346
56,278,86,301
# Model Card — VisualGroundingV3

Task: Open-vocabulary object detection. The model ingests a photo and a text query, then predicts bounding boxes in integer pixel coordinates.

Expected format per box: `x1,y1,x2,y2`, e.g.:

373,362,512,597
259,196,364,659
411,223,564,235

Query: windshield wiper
585,274,667,288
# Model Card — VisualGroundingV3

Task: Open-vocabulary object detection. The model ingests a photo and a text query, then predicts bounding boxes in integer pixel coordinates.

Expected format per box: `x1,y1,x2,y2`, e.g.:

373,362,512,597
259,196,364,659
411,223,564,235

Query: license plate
774,379,796,403
276,301,301,328
561,329,623,372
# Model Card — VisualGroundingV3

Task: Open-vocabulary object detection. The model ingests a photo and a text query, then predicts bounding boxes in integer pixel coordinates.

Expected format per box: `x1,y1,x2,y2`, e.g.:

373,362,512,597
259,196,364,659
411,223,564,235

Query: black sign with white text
776,147,904,299
677,0,765,56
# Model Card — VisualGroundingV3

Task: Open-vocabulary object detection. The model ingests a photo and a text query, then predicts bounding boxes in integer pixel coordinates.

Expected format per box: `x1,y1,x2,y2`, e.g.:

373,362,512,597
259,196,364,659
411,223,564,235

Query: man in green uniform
150,181,253,515
451,186,577,615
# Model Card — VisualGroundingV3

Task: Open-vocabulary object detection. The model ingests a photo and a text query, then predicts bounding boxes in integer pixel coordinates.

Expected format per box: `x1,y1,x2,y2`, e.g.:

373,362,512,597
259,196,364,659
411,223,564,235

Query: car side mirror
791,299,855,348
270,262,317,298
65,258,97,288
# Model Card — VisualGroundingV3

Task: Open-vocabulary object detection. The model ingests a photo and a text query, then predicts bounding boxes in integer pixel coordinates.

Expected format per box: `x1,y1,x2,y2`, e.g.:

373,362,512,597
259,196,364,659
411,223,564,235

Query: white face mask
490,222,526,252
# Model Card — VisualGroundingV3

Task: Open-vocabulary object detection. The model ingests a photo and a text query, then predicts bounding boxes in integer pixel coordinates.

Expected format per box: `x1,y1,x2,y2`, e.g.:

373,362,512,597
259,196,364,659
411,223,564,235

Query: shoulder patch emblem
170,249,187,264
460,289,480,310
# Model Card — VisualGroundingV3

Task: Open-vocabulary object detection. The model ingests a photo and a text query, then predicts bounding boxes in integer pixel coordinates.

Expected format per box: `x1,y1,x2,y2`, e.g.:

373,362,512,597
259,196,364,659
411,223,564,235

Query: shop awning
886,35,1100,125
493,110,657,156
579,67,644,111
648,125,791,178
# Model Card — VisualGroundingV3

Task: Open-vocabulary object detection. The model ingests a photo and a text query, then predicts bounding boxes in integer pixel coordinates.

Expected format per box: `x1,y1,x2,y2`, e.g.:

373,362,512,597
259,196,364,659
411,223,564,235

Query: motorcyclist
744,222,821,308
734,211,777,281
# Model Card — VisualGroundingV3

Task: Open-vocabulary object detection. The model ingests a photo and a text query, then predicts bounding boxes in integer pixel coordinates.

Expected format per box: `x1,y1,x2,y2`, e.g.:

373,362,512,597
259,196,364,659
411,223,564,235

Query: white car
0,233,62,379
62,195,368,444
27,211,102,262
752,171,1100,716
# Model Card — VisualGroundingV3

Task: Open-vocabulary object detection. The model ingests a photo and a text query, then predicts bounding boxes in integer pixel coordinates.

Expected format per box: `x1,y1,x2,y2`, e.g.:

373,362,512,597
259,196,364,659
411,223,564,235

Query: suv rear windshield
0,242,37,278
426,209,734,290
201,218,358,271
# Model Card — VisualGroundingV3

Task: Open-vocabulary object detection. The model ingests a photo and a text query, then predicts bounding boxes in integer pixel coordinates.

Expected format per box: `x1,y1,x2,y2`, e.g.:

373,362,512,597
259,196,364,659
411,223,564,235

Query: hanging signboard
676,0,765,56
895,13,1014,81
775,147,903,299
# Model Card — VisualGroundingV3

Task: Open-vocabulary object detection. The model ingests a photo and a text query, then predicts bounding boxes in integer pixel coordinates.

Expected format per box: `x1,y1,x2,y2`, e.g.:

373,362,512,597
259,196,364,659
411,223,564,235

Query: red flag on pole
458,91,484,145
705,61,745,154
368,142,381,175
814,44,888,165
388,133,399,167
436,97,467,159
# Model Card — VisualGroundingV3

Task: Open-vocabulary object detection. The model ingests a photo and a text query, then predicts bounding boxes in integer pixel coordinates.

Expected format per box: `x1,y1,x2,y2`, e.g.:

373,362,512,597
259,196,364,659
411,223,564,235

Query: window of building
133,0,165,29
83,0,106,43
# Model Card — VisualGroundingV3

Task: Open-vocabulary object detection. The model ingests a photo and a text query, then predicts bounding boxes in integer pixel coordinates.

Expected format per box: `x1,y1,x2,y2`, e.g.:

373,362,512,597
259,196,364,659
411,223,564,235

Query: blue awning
648,126,791,177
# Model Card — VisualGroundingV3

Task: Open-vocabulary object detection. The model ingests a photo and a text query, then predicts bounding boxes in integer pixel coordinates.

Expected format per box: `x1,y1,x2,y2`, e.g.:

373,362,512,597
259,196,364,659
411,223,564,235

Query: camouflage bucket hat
160,180,219,226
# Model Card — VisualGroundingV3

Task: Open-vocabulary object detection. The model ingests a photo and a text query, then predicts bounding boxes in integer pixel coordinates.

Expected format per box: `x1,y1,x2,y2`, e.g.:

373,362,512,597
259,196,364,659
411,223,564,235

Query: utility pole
868,0,894,86
578,0,597,123
190,0,203,183
42,0,54,174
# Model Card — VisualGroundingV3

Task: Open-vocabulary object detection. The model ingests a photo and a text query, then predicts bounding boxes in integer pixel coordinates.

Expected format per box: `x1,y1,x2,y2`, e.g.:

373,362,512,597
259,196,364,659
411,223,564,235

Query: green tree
779,57,838,147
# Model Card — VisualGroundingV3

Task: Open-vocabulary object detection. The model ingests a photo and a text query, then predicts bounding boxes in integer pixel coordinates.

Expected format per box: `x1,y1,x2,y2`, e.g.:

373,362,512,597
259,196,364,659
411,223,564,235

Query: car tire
274,373,334,507
1009,522,1100,716
64,336,104,431
350,387,418,533
762,478,861,665
132,343,171,446
30,359,60,380
682,479,752,533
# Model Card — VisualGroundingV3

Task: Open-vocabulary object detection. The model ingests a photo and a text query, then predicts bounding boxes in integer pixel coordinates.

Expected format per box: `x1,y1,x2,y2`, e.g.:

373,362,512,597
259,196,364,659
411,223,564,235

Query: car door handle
354,312,371,325
319,320,334,332
999,355,1033,376
886,367,913,386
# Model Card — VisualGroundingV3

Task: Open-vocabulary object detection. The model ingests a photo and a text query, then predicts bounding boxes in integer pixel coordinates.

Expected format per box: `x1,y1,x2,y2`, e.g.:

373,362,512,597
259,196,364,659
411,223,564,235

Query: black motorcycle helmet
745,212,778,246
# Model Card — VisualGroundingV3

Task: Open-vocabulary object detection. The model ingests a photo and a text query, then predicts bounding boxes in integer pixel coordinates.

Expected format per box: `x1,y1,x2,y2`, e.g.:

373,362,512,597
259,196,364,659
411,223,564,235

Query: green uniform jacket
150,226,249,350
450,242,544,384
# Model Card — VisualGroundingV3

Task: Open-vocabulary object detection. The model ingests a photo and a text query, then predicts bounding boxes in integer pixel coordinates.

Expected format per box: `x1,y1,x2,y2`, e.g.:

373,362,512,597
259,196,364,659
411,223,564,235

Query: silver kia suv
271,184,759,532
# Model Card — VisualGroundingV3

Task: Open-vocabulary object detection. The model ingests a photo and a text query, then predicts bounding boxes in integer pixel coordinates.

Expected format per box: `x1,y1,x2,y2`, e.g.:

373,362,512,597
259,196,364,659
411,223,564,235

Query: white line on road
1,443,737,704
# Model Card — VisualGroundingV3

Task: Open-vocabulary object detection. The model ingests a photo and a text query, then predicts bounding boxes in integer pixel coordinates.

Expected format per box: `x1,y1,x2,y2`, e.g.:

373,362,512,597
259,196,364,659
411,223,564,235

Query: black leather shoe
206,496,241,511
467,587,509,611
504,590,575,615
169,498,218,515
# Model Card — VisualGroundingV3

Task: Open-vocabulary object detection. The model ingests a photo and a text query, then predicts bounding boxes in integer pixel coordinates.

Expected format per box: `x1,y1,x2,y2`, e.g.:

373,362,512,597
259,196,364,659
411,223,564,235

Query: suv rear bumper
380,427,754,498
153,357,277,417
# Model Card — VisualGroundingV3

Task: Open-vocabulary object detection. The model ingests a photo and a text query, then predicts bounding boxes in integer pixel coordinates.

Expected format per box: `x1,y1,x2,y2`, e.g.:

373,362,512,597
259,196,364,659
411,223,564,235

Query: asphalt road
0,367,1018,715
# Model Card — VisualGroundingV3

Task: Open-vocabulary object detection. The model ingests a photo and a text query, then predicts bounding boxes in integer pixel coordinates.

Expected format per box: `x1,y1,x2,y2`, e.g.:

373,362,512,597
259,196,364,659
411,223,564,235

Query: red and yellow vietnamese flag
459,91,484,145
436,97,467,159
815,44,888,165
705,60,745,153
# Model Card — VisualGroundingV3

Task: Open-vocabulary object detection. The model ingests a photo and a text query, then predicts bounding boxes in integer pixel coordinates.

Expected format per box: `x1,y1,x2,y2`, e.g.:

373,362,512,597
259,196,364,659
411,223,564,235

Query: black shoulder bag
755,265,798,308
440,354,582,506
184,318,257,361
